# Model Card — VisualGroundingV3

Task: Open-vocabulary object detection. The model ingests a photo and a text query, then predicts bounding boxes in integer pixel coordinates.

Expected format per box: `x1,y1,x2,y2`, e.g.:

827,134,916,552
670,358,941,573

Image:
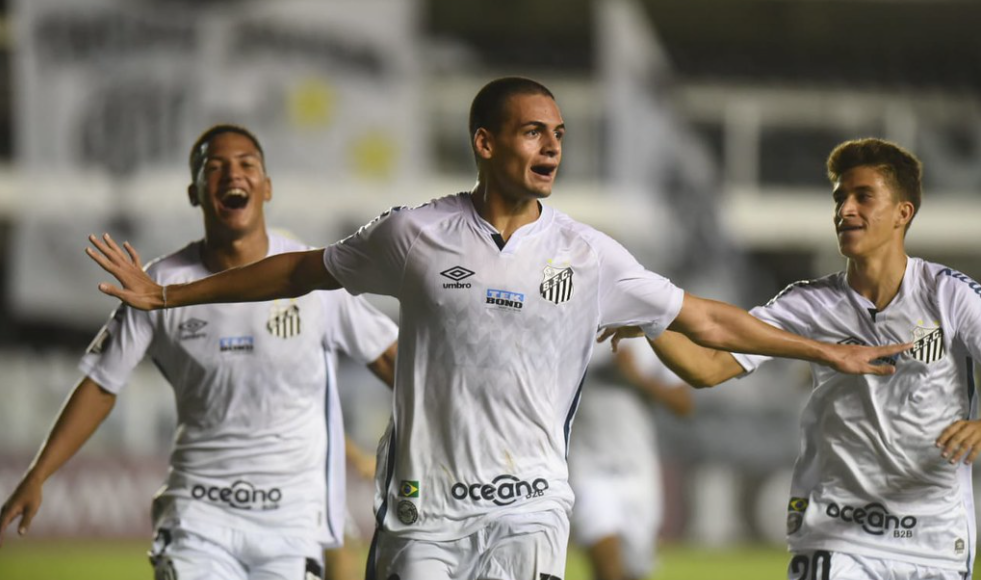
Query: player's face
832,165,909,260
189,132,271,236
482,93,564,201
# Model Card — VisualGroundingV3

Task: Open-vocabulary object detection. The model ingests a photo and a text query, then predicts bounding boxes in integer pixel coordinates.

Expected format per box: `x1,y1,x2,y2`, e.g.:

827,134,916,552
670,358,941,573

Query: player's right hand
86,233,163,311
596,325,644,352
0,478,42,548
827,341,913,376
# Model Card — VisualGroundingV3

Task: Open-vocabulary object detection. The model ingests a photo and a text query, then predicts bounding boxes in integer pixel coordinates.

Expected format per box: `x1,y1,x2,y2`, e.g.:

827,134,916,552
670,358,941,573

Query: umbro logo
441,266,475,289
179,318,208,340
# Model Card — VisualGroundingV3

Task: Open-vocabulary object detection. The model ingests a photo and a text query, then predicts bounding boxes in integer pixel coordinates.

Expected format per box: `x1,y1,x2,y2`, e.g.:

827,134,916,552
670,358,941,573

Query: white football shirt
322,192,684,541
79,232,398,547
733,257,981,571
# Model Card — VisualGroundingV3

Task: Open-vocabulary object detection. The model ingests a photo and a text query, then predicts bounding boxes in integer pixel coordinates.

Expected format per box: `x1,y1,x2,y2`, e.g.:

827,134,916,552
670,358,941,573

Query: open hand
827,341,912,376
86,234,163,311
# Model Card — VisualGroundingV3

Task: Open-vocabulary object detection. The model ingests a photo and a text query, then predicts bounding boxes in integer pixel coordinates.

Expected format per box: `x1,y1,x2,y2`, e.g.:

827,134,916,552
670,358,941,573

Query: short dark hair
468,77,555,155
188,124,265,181
827,138,922,227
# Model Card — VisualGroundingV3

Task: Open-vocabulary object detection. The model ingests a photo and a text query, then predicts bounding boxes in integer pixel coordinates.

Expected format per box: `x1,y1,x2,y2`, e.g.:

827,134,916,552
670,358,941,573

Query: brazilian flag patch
788,497,809,513
399,480,420,498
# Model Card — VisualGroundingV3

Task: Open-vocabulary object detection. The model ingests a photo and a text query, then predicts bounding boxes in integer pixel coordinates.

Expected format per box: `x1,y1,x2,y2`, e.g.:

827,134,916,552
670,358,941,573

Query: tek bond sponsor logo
825,501,916,537
486,289,525,310
451,474,549,506
219,336,254,353
191,480,282,510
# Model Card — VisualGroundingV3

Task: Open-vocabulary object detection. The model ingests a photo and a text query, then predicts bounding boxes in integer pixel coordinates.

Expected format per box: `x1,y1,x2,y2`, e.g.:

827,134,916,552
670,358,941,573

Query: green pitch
0,539,788,579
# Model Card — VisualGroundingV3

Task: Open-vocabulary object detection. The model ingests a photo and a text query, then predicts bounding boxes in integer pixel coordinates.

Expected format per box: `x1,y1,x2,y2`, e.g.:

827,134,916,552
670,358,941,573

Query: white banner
14,0,424,181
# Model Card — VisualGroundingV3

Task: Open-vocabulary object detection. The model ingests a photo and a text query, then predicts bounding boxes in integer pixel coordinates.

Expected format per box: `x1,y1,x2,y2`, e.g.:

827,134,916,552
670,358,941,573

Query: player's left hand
936,420,981,465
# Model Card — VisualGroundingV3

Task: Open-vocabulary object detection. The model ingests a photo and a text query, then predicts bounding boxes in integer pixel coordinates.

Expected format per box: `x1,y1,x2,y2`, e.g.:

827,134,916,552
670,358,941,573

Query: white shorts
368,509,569,580
788,550,969,580
150,524,324,580
569,472,661,578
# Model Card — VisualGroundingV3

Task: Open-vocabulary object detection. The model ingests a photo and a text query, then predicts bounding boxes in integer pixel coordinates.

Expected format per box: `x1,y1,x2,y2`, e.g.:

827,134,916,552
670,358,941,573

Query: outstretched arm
0,377,116,547
367,342,398,389
670,293,909,377
85,234,340,311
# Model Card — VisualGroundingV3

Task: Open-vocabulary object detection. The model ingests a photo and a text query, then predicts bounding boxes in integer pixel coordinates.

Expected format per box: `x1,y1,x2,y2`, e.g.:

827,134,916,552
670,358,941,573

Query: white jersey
733,257,981,571
79,232,398,547
322,192,684,541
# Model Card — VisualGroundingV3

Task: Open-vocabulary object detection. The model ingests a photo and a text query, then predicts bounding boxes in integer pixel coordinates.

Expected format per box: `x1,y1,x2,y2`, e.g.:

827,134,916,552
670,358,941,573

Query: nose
836,195,856,221
542,133,560,157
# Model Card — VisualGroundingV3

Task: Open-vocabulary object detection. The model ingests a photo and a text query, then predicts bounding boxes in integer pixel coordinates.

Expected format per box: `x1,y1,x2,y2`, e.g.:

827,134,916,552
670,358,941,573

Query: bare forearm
648,331,742,388
25,378,115,484
167,250,337,308
669,294,839,369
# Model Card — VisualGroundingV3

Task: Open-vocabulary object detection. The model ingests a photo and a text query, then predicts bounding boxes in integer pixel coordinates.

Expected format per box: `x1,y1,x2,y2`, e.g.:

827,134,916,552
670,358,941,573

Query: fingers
123,241,143,269
596,328,616,343
936,420,981,464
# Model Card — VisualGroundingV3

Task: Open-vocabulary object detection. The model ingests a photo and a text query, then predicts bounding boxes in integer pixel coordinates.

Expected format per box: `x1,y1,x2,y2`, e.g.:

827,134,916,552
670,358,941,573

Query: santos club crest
540,264,574,304
909,324,944,364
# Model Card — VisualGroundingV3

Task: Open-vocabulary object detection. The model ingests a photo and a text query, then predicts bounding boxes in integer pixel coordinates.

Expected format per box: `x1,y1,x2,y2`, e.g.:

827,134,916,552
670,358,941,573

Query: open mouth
220,188,249,210
531,165,556,178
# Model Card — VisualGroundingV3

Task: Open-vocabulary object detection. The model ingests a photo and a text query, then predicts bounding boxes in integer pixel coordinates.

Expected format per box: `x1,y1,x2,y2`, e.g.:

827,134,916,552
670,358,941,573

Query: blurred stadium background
0,0,979,578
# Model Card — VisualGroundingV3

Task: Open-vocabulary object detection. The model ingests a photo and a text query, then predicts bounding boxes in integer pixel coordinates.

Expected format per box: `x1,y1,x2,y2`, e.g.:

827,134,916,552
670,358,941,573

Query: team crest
267,302,301,339
540,264,574,304
908,324,944,364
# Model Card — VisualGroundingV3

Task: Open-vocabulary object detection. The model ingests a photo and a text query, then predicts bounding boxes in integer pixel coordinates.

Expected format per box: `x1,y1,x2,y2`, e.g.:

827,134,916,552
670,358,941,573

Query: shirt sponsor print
486,288,524,311
824,501,917,538
191,480,282,510
450,474,549,506
220,336,254,353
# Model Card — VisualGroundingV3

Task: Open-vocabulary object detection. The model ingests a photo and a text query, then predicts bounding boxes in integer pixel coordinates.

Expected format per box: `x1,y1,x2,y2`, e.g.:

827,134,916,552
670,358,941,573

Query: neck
200,227,269,272
470,181,541,241
845,245,908,311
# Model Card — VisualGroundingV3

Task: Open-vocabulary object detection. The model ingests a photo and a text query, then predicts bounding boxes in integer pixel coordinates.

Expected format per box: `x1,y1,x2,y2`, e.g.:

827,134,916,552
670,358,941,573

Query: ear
896,200,914,228
473,128,494,160
263,177,273,202
187,183,200,207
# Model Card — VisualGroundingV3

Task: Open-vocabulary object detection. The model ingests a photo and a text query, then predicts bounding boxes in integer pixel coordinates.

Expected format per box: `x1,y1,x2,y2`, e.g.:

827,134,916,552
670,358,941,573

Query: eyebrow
521,121,566,131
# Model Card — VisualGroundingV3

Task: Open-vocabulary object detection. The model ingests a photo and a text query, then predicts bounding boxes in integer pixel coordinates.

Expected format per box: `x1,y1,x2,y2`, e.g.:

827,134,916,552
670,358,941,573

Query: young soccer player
608,138,981,580
0,125,399,580
80,80,908,580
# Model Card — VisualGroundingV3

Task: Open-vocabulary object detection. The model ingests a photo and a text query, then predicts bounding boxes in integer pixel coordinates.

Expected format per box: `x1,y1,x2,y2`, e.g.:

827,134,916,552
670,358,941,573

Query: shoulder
764,272,843,307
267,230,315,253
922,258,981,302
361,192,468,235
548,207,623,255
144,241,202,282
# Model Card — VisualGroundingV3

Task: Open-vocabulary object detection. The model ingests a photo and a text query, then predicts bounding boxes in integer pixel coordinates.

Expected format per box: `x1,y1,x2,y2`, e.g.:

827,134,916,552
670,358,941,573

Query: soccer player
569,338,693,580
607,138,981,580
0,125,399,580
80,79,908,580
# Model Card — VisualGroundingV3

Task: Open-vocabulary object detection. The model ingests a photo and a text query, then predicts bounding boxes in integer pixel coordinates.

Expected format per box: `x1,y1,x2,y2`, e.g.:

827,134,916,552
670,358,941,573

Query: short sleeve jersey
322,193,684,541
732,258,981,571
79,232,398,547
